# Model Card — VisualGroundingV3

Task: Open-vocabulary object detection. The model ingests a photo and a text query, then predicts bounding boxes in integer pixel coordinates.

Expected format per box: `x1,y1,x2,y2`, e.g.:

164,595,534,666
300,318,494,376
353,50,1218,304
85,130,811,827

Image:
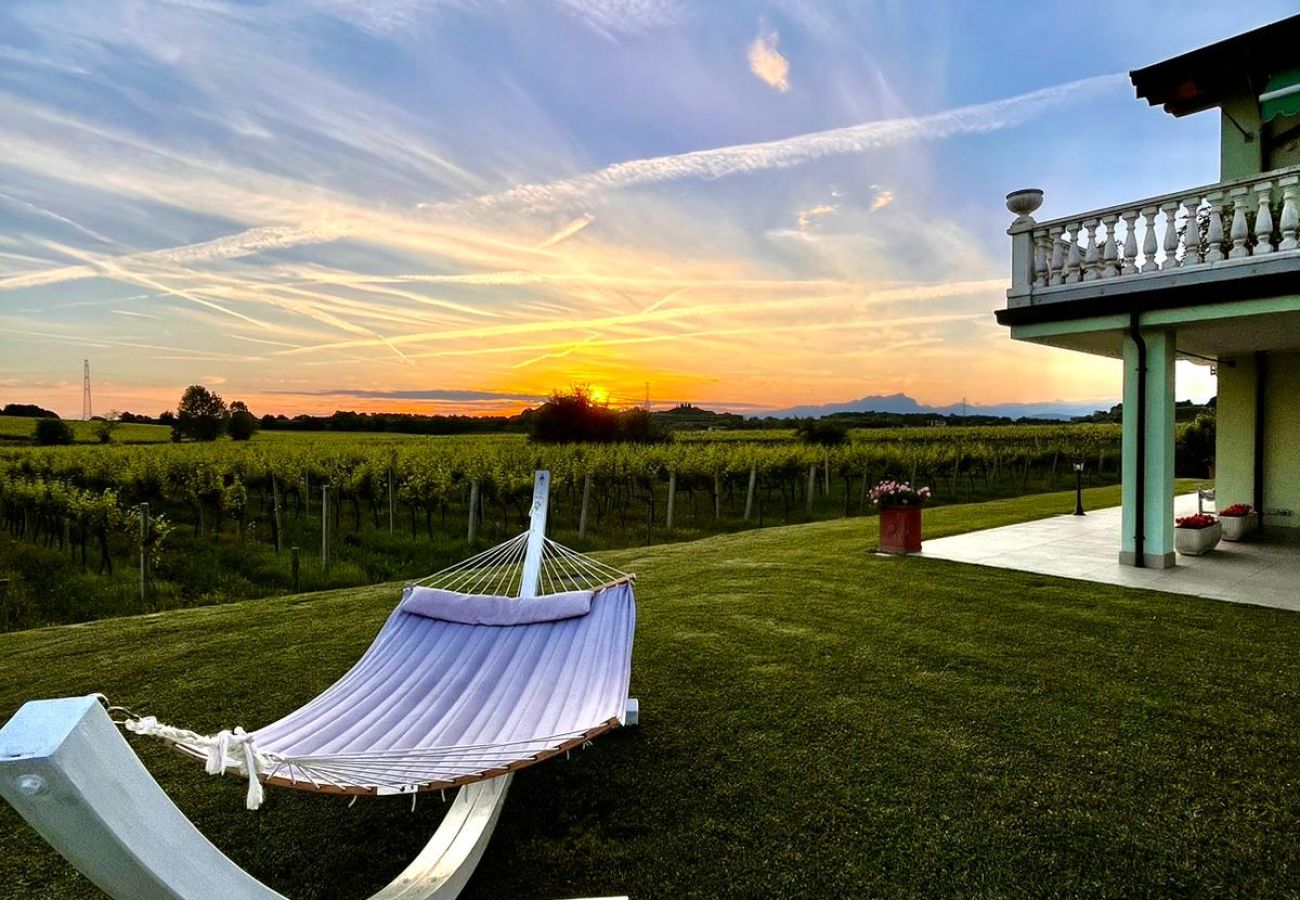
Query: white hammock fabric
123,534,635,809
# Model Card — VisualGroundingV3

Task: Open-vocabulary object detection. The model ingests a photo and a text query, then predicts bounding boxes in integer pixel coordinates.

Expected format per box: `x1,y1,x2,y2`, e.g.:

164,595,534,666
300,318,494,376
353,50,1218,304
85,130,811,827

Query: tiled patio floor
920,494,1300,612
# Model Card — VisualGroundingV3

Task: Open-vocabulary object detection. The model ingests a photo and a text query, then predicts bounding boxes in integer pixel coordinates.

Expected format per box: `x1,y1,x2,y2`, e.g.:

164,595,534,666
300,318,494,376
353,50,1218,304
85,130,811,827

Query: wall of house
1219,89,1300,177
1216,351,1300,528
1261,351,1300,527
1215,355,1257,511
1221,94,1264,180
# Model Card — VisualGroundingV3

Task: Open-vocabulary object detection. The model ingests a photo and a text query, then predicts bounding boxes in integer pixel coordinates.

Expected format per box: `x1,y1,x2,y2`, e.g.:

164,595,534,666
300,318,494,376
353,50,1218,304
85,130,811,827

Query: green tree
33,418,74,445
227,400,259,441
794,418,849,447
530,387,619,444
174,385,228,442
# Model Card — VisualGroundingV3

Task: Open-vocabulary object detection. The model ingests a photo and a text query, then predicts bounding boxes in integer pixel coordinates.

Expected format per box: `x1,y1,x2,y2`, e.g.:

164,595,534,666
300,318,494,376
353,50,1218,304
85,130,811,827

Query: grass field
2,483,1296,898
0,416,172,445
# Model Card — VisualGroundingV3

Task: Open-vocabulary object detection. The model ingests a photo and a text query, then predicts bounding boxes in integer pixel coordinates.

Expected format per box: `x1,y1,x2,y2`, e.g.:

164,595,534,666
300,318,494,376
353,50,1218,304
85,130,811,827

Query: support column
1120,326,1176,568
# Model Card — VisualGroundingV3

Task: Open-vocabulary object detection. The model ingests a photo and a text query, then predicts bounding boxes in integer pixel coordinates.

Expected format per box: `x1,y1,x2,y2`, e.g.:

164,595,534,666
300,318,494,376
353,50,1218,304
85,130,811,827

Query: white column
1120,327,1176,569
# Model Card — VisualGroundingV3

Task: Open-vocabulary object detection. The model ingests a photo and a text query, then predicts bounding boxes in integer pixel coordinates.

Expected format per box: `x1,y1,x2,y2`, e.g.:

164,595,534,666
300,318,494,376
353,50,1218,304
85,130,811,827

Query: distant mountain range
764,393,1113,421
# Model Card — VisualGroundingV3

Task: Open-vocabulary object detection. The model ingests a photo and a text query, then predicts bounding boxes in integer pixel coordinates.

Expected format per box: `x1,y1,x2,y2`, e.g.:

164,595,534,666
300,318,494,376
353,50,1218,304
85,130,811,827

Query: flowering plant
1219,503,1253,517
869,480,931,508
1175,513,1217,530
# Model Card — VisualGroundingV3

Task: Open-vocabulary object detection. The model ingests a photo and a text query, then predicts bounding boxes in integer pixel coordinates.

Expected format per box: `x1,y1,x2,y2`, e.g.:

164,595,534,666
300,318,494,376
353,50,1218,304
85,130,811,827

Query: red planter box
879,505,922,554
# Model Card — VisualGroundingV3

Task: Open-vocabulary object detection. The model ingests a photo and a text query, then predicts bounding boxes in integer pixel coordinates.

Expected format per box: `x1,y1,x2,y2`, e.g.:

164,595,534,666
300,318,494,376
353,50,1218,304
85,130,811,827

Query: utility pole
82,360,92,421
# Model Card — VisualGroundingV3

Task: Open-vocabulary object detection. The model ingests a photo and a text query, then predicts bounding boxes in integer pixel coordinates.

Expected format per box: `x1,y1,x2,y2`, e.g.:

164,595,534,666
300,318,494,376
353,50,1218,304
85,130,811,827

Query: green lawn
0,416,171,445
1,484,1297,898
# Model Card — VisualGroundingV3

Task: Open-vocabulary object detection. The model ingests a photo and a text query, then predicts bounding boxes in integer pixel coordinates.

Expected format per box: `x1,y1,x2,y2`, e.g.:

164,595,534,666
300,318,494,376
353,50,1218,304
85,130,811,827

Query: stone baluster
1252,181,1275,255
1119,209,1139,276
1033,229,1051,287
1227,188,1251,259
1139,206,1159,272
1204,192,1225,262
1181,197,1203,267
1081,218,1101,281
1161,202,1182,270
1276,176,1298,251
1100,214,1119,278
1048,226,1065,286
1064,222,1082,283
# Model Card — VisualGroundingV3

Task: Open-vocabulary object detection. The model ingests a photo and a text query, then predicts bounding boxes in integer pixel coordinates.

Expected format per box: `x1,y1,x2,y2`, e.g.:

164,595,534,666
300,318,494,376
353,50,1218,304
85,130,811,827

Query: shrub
33,418,74,445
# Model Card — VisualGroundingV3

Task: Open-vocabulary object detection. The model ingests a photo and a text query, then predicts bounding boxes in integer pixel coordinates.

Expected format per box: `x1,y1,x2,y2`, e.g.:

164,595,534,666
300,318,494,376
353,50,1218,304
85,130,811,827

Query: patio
921,494,1300,612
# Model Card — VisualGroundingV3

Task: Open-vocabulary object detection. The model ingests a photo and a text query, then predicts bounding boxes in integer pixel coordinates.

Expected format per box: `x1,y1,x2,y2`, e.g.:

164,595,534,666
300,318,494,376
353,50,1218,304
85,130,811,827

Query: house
997,15,1300,569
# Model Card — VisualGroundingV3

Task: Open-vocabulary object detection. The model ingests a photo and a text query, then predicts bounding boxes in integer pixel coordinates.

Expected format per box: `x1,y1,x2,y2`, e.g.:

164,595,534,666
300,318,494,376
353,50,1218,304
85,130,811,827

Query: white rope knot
124,717,268,810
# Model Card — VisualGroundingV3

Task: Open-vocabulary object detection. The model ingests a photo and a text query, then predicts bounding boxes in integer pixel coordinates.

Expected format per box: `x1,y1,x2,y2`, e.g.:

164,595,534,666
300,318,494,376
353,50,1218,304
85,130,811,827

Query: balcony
1001,164,1300,324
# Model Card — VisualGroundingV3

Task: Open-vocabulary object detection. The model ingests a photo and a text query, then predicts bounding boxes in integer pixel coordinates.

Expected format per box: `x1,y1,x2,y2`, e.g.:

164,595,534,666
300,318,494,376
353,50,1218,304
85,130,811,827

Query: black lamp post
1072,462,1086,516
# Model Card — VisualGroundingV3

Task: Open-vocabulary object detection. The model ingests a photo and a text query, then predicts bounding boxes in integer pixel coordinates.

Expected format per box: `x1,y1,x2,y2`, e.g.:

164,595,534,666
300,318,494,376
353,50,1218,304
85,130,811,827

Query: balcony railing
1006,164,1300,308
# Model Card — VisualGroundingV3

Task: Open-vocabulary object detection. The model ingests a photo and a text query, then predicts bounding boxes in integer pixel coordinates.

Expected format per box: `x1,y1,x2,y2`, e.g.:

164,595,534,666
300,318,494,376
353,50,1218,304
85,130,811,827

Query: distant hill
765,393,1111,421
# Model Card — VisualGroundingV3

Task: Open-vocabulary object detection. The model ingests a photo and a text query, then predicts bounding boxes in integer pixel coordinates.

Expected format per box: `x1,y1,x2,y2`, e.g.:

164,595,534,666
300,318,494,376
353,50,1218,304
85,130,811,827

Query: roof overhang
1130,14,1300,117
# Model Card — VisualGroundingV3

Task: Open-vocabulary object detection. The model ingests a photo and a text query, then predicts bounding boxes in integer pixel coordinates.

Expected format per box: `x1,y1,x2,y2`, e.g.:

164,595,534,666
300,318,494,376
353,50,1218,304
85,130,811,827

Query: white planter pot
1220,513,1258,542
1175,522,1221,556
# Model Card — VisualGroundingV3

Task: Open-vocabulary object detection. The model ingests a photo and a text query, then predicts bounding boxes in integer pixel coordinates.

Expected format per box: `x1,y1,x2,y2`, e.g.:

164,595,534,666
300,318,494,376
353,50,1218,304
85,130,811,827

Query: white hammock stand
0,471,635,900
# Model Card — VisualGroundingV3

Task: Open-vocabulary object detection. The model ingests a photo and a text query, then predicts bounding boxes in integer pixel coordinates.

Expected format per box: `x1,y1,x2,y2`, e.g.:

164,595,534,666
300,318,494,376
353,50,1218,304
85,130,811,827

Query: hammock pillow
400,585,593,626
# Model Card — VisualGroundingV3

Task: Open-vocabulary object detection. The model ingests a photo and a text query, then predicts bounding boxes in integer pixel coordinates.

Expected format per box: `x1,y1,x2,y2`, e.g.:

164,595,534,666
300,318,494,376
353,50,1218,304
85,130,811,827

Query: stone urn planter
1174,514,1221,556
1219,504,1258,542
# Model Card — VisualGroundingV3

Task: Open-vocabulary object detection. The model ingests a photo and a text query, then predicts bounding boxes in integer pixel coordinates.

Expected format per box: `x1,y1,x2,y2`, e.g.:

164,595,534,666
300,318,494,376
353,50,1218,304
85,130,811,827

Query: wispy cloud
536,213,596,248
551,0,683,34
797,204,836,229
748,26,791,92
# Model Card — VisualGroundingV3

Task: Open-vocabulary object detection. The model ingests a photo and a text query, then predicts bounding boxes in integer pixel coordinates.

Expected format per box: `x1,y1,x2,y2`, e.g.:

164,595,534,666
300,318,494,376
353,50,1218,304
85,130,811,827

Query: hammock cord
413,530,632,595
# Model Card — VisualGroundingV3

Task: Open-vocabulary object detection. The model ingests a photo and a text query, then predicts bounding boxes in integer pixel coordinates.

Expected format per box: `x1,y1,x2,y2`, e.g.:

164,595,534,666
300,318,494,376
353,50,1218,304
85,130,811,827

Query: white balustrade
1006,165,1300,303
1101,214,1119,279
1279,176,1299,251
1253,182,1274,255
1227,188,1250,259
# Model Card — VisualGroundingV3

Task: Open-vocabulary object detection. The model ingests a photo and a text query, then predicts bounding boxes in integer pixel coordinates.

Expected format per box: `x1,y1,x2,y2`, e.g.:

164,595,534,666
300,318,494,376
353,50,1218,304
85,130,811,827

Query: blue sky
0,0,1291,417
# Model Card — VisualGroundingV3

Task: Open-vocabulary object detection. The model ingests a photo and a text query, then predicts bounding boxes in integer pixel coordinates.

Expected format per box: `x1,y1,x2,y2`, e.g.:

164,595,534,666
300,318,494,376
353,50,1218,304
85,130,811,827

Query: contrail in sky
434,72,1126,214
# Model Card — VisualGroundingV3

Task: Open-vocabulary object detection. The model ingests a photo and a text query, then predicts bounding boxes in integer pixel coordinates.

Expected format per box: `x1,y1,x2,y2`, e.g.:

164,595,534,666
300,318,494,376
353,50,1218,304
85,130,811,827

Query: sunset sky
1,1,1293,418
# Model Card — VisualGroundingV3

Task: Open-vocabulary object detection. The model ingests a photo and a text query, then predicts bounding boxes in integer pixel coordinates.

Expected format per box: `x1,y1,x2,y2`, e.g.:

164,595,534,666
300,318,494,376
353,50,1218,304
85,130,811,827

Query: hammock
0,471,637,900
121,474,637,810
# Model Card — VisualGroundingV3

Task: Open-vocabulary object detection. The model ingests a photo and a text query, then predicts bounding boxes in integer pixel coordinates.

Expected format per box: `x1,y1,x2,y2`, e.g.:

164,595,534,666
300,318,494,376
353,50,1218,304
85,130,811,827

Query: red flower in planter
1176,513,1217,529
1220,503,1253,517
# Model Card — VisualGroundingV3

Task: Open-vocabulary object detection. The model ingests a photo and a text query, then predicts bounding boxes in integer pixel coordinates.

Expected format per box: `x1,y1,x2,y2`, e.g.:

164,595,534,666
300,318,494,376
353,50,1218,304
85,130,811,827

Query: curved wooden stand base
0,696,624,900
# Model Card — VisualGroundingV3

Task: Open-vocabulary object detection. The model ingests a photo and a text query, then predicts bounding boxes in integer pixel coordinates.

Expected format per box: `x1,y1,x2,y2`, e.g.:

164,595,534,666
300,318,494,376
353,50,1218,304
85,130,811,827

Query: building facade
998,15,1300,567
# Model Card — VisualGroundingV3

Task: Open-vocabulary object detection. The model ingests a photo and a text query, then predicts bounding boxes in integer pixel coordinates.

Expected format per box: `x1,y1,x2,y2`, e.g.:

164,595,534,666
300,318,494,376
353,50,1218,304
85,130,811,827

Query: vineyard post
806,464,817,515
743,464,757,522
467,479,480,544
666,471,677,531
304,473,310,518
387,469,395,534
138,503,148,603
713,473,721,521
578,473,592,539
321,486,329,573
291,547,300,592
823,455,830,495
270,475,282,554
